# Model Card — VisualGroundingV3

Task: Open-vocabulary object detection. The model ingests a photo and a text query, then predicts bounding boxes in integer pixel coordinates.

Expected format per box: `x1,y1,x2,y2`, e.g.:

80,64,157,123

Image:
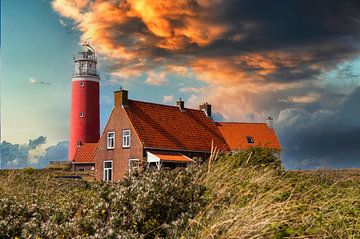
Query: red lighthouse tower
69,44,100,160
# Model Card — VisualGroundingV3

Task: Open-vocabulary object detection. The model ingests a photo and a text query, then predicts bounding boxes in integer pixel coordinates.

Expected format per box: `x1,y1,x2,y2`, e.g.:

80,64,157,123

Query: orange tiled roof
124,100,229,152
216,122,281,150
73,143,97,163
149,151,193,163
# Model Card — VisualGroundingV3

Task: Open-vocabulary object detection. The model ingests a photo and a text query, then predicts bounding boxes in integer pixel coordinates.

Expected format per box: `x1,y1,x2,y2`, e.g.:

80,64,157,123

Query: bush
0,167,205,238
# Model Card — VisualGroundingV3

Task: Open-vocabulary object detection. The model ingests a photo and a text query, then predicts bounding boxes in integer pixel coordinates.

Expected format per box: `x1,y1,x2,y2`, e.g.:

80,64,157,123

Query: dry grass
184,149,360,239
0,149,359,238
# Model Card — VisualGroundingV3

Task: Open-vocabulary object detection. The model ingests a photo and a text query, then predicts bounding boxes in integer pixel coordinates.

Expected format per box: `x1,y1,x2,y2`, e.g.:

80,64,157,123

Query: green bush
0,167,205,238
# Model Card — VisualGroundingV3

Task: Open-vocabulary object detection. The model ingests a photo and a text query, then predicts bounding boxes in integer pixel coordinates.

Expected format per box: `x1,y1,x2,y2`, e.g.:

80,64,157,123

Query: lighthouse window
80,82,85,87
123,130,130,148
80,112,84,118
107,132,115,149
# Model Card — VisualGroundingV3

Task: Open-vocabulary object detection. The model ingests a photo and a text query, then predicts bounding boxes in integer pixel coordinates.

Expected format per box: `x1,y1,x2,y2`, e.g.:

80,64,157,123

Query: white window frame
103,160,113,181
80,112,84,118
123,129,131,148
107,132,115,149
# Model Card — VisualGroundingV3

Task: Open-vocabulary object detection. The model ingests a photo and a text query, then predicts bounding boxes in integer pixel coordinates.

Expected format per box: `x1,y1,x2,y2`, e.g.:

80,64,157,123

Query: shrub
0,166,205,238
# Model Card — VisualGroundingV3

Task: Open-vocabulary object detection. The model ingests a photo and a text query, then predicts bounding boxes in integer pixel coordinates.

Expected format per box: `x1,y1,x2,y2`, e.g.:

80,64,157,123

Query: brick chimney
266,116,273,128
176,98,185,111
200,102,212,118
114,88,128,107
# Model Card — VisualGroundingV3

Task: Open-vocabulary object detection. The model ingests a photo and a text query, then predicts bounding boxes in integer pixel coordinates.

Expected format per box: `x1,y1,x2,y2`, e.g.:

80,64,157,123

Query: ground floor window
103,161,113,181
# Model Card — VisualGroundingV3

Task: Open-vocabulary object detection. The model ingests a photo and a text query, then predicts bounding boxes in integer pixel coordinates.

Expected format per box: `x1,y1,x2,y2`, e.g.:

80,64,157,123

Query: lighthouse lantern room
69,44,100,160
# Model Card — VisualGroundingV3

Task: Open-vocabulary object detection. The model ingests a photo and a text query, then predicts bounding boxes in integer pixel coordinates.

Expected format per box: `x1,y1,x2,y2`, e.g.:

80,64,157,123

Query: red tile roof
216,122,281,150
149,151,193,163
73,143,97,163
124,100,229,152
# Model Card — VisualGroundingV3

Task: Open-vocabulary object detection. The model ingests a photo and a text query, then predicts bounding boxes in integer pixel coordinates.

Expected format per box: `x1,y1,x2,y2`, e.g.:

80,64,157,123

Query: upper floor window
107,132,115,149
123,130,130,148
246,136,254,144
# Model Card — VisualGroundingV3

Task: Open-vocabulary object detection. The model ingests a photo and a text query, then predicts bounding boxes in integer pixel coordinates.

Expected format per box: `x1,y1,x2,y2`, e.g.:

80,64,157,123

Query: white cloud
145,71,168,86
163,95,174,103
179,87,202,93
29,77,51,86
59,19,67,27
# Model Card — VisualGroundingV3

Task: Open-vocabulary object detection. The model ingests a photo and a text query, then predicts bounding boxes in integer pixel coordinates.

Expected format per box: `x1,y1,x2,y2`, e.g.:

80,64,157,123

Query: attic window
123,130,130,148
246,136,254,144
107,132,115,149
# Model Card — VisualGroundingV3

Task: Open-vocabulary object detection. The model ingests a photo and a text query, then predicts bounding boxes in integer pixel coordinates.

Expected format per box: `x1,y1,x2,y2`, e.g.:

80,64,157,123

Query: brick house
94,89,229,181
93,89,281,181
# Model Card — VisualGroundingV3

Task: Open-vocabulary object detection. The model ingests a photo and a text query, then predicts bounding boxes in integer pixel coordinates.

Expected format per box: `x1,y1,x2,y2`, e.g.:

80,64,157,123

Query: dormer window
246,136,254,144
107,132,115,149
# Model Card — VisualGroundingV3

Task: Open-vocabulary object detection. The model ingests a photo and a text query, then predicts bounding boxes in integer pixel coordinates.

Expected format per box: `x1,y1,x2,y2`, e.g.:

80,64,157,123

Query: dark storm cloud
276,87,360,169
0,137,68,169
52,0,360,169
53,0,360,83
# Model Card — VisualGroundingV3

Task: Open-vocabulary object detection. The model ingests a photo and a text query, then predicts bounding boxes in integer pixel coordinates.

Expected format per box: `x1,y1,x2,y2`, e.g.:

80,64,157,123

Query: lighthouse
69,44,100,160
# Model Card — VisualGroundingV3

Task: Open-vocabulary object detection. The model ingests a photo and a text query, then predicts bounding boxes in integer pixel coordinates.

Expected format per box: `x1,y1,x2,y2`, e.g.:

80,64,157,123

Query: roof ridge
128,99,203,112
217,122,267,124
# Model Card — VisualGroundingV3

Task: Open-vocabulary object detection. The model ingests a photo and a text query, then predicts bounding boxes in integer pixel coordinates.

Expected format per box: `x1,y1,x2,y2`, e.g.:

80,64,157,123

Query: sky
1,0,360,169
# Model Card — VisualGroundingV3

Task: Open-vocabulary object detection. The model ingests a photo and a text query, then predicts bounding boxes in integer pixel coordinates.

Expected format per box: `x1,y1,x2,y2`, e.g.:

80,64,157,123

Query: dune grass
184,148,360,238
0,148,359,238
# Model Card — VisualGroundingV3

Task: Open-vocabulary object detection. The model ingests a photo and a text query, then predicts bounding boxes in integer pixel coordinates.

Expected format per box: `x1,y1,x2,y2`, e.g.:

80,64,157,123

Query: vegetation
0,148,359,238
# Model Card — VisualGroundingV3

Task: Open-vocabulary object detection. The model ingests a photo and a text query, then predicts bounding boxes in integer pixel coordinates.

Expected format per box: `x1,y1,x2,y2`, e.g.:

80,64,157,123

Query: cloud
59,19,67,27
0,137,68,169
280,92,321,104
145,71,168,85
29,77,51,86
51,0,360,168
179,87,202,93
276,86,360,169
163,95,174,103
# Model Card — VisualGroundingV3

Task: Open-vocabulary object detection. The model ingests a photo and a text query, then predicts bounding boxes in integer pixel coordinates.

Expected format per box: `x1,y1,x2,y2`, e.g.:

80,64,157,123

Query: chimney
266,116,273,128
114,88,128,107
176,98,185,111
200,102,212,118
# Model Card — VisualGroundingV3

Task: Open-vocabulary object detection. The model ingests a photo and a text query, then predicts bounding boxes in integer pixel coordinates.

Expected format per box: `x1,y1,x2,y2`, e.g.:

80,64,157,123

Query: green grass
0,148,359,238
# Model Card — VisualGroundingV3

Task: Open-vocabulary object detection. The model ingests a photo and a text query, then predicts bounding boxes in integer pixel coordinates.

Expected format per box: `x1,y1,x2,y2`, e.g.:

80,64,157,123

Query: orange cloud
52,0,342,121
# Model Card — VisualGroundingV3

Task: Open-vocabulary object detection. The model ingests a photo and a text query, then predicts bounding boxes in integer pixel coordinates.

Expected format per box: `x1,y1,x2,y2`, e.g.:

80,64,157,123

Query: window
103,161,112,181
246,136,254,144
123,130,130,148
107,132,115,149
80,112,84,118
80,82,85,87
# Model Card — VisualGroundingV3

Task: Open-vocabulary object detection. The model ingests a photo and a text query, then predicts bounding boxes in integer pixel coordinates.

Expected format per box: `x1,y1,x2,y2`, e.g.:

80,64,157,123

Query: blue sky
2,0,360,169
1,0,201,146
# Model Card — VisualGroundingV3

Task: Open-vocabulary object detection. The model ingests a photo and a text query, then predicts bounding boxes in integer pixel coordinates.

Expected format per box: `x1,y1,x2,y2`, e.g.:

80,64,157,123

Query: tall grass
184,147,360,238
0,148,359,238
